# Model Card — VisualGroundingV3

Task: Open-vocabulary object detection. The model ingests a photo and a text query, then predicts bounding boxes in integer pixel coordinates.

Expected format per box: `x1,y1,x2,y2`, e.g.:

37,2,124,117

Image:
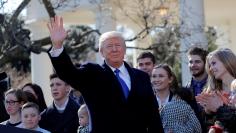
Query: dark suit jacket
49,49,163,133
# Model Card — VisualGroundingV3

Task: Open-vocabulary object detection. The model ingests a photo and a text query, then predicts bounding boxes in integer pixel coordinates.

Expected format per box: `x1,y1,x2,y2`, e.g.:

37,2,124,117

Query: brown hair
137,51,156,64
153,64,180,94
22,102,40,114
187,47,208,64
5,88,27,103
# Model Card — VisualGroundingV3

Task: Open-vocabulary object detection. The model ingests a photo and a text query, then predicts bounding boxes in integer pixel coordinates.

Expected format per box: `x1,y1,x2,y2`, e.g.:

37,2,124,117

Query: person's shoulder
36,127,51,133
173,97,188,104
79,62,103,71
172,97,193,110
40,104,54,116
178,87,195,101
15,123,23,128
185,78,193,88
81,62,100,67
132,69,151,82
164,97,193,115
132,68,149,76
167,96,184,106
68,97,80,109
0,120,7,125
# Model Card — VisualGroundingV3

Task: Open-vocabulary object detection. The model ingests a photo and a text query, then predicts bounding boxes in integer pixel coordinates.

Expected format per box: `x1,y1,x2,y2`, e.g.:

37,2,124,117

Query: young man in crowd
186,47,208,96
137,52,156,77
186,46,208,133
39,73,80,133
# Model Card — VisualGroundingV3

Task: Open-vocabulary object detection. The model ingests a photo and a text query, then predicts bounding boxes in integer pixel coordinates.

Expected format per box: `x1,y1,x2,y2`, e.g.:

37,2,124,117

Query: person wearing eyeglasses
0,88,27,127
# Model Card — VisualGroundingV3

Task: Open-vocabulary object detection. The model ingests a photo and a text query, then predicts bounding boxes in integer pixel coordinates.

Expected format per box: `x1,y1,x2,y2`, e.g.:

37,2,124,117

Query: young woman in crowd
151,64,201,133
22,83,47,112
0,88,27,127
196,48,236,132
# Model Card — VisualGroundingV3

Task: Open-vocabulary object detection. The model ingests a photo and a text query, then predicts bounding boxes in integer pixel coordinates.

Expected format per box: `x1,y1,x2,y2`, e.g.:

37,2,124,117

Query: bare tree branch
9,0,31,49
41,0,56,17
10,0,30,22
0,0,8,9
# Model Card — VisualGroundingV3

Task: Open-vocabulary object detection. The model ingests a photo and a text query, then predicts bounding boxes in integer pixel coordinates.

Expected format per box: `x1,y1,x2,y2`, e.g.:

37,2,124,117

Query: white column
26,0,48,21
31,46,53,106
94,2,116,64
179,0,207,86
26,1,53,105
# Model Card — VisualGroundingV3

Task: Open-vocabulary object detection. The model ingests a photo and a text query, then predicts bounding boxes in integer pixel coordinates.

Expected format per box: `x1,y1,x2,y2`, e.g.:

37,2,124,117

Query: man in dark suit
47,16,163,133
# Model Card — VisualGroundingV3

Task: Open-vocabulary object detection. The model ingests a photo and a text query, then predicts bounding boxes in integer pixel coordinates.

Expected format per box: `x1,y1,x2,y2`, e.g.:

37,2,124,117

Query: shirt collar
54,97,69,111
108,63,126,74
192,76,208,85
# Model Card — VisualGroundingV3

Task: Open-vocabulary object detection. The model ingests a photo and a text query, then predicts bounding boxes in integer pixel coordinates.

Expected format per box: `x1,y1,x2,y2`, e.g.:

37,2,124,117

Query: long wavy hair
22,83,47,112
205,48,236,92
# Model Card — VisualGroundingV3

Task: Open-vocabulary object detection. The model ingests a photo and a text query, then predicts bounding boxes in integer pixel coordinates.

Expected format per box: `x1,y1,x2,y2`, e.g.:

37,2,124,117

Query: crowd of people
1,16,236,133
0,73,84,133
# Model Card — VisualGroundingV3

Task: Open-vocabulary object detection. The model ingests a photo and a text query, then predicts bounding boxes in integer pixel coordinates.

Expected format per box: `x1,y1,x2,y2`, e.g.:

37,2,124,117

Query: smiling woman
151,64,202,133
205,48,236,92
196,48,236,132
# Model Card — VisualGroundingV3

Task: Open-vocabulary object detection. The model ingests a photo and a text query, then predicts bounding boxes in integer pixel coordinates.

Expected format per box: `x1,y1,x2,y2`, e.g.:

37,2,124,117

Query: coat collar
102,61,134,78
102,61,136,98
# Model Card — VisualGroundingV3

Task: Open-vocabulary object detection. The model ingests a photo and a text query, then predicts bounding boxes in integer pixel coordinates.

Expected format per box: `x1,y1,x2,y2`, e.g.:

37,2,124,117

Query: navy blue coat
49,49,163,133
39,98,79,133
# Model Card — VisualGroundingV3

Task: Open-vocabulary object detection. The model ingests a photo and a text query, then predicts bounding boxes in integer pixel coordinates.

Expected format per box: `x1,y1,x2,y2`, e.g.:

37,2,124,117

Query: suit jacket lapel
102,61,135,88
124,62,136,96
102,61,134,100
102,62,126,99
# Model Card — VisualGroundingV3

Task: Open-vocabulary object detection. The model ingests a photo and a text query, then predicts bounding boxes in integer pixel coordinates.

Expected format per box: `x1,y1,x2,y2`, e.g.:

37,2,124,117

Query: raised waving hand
47,16,67,49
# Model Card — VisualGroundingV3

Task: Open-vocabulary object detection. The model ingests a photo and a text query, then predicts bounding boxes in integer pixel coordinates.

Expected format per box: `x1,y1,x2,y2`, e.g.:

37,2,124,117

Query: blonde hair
78,104,88,116
98,31,125,52
205,48,236,92
231,79,236,93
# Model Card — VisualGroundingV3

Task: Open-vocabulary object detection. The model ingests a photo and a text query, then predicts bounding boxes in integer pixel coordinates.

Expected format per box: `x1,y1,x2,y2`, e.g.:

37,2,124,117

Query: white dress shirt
109,63,131,91
49,46,64,57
